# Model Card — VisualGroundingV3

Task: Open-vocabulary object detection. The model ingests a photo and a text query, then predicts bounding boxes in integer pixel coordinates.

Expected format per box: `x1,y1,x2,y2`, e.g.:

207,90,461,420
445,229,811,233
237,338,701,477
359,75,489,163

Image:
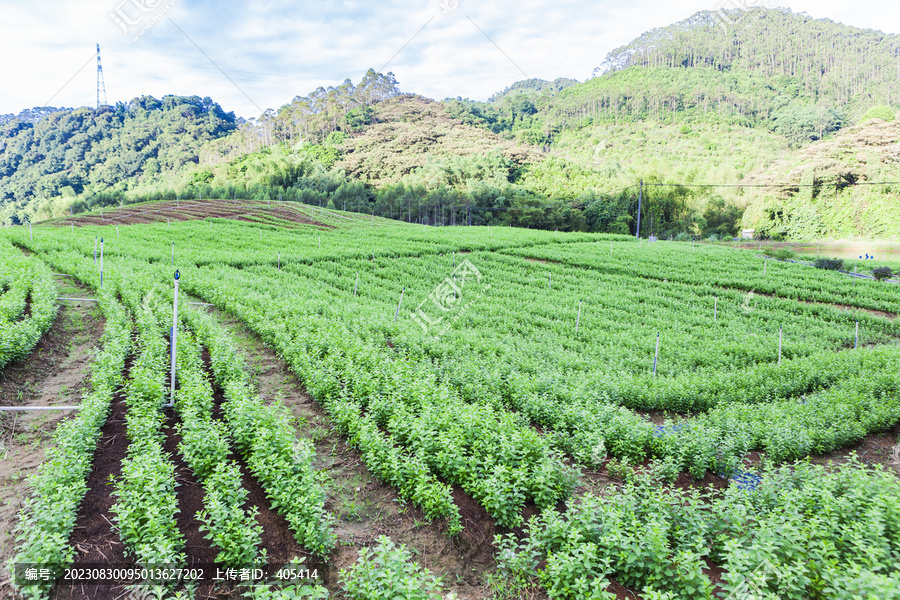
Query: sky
0,0,897,119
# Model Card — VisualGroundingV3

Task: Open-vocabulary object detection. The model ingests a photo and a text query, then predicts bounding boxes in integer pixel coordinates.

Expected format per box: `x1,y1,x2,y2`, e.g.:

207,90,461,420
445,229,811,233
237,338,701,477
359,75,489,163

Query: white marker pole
778,326,783,365
116,225,119,238
395,287,405,322
169,270,180,407
549,271,552,289
100,238,104,288
855,319,859,349
29,222,32,241
354,272,359,296
94,237,97,265
653,331,660,377
575,300,582,333
714,295,718,321
278,252,281,270
764,258,767,276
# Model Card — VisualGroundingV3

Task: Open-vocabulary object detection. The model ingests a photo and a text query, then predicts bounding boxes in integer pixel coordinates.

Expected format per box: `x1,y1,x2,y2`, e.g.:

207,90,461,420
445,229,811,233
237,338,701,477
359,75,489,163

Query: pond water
791,245,900,264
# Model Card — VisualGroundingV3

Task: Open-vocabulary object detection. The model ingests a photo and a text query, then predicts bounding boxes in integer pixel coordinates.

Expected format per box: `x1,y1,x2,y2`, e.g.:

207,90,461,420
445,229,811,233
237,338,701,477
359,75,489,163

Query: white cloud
0,0,896,119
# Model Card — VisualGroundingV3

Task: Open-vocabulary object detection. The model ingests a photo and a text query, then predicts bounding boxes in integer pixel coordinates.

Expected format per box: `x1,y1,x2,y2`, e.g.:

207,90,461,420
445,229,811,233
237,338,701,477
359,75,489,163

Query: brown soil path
206,307,499,599
0,275,106,589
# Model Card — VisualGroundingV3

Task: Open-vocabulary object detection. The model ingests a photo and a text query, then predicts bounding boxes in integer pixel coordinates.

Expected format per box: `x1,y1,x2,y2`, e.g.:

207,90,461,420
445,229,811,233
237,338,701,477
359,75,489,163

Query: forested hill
1,9,898,239
0,96,237,222
595,8,899,109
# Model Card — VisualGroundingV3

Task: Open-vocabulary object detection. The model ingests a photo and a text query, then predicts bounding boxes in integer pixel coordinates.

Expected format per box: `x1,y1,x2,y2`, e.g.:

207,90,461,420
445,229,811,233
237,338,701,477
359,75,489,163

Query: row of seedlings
109,285,185,583
182,305,336,557
169,319,264,565
0,240,58,369
184,279,462,534
10,285,131,599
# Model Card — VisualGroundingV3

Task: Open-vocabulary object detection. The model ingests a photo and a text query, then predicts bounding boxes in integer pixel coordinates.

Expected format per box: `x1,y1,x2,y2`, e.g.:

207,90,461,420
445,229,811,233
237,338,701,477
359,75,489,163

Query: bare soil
52,357,132,600
44,200,334,229
207,308,499,599
0,275,106,587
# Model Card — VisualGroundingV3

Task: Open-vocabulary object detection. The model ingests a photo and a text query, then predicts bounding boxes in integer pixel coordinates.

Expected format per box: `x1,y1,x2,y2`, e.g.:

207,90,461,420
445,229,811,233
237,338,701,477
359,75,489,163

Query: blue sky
0,0,897,119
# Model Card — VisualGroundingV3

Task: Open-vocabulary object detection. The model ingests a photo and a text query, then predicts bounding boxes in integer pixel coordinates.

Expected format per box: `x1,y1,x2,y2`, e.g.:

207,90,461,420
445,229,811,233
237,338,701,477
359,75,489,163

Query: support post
575,300,582,333
714,295,718,321
168,270,180,407
395,287,405,322
653,331,660,377
636,179,642,240
100,238,104,288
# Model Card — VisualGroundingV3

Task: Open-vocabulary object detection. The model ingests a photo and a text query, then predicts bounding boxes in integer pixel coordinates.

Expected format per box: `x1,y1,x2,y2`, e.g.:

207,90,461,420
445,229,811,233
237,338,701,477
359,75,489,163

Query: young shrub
814,257,844,271
340,536,444,600
872,267,892,281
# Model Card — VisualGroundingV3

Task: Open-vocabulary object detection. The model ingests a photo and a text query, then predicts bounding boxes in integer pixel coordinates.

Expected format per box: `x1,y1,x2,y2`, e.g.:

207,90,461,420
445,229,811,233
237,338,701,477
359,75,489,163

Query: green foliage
814,257,844,271
0,241,57,368
872,266,893,281
11,285,130,598
501,460,900,600
340,536,444,600
859,105,897,123
0,96,236,222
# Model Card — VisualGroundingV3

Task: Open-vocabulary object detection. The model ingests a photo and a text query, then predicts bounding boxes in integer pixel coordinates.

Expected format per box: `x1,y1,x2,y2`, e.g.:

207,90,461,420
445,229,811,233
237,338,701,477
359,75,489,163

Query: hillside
333,95,543,187
741,118,900,238
1,8,899,239
0,96,237,223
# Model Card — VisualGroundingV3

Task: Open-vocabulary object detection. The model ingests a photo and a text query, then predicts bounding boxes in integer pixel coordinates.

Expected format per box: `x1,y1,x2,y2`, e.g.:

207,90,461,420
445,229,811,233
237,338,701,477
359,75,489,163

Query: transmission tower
96,43,108,108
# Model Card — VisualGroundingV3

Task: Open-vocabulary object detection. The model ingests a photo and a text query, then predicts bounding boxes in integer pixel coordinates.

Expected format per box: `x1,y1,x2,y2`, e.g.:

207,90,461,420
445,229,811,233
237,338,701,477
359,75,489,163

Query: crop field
1,200,899,600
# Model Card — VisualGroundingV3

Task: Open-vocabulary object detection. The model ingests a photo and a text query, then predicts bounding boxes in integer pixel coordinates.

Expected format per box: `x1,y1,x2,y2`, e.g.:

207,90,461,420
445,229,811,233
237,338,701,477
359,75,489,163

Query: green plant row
183,275,461,534
517,347,900,476
0,241,58,369
10,287,131,600
496,459,900,600
109,285,185,568
183,307,336,556
183,265,576,529
170,326,263,565
503,241,900,313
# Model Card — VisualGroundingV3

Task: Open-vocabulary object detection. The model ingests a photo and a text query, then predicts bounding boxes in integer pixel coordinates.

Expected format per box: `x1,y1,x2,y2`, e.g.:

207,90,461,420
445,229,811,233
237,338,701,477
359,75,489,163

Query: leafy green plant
872,266,892,281
813,257,844,271
340,536,444,600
